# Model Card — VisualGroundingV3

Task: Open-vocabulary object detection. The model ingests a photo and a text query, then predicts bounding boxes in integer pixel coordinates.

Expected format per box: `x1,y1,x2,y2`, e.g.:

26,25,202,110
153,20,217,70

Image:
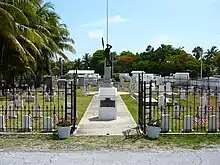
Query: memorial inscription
100,98,115,107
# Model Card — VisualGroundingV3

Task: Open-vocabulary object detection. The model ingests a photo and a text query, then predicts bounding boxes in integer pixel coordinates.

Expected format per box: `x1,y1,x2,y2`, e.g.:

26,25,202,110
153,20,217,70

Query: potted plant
57,120,72,139
147,119,161,139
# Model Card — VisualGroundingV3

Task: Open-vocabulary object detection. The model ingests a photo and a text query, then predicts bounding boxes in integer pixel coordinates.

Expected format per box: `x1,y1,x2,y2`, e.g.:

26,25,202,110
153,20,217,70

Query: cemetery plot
146,88,220,133
0,86,92,133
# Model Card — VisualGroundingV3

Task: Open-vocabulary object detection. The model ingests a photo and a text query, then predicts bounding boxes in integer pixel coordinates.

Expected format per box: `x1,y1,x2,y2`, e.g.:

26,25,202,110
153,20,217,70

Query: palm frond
18,35,40,57
0,2,29,25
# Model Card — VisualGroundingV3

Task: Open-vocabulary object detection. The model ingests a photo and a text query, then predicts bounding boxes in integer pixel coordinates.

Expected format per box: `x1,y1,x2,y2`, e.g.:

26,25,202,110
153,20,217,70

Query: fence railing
0,80,77,133
138,75,220,133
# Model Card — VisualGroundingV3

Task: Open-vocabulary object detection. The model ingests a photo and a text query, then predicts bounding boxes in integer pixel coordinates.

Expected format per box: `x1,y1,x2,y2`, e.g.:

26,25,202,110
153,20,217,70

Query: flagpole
106,0,109,45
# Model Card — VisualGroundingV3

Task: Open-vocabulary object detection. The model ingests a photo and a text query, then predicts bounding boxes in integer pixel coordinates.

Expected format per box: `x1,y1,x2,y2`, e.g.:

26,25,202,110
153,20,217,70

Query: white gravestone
14,99,23,108
0,115,6,131
183,115,193,132
82,86,87,96
180,89,186,100
173,105,181,118
25,93,35,102
166,82,172,92
158,95,166,109
7,104,18,118
161,114,170,132
199,94,208,119
21,115,32,131
208,115,218,132
32,105,43,118
159,85,165,95
43,117,53,132
60,92,65,100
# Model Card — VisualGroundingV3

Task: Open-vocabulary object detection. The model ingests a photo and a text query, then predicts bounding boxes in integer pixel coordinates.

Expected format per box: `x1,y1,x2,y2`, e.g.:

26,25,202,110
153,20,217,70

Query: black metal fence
0,75,77,133
138,74,220,133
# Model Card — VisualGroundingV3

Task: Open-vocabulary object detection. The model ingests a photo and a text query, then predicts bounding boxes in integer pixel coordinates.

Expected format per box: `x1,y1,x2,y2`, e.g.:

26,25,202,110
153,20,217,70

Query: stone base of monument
98,87,117,120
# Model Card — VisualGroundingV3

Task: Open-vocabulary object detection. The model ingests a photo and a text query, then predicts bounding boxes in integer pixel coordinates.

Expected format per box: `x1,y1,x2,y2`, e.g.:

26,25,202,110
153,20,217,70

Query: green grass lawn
122,93,220,133
1,134,220,150
121,95,138,123
0,89,93,132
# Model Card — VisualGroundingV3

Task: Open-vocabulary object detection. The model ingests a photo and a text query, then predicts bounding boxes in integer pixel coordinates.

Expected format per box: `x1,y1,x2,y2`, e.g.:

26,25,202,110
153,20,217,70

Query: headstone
43,117,53,132
180,89,186,100
82,86,87,96
183,116,193,132
43,76,53,92
25,96,35,102
159,85,165,94
14,99,23,108
7,105,18,118
45,93,50,102
0,115,6,131
32,105,43,118
161,114,170,132
60,92,65,100
198,93,208,119
173,105,181,118
21,115,32,131
208,115,218,132
78,77,85,87
166,82,171,92
158,95,166,109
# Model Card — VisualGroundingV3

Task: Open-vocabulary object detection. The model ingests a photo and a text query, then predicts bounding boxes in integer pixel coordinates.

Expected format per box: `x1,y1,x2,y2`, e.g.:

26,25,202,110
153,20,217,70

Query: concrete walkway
75,94,136,136
1,149,220,165
89,91,129,95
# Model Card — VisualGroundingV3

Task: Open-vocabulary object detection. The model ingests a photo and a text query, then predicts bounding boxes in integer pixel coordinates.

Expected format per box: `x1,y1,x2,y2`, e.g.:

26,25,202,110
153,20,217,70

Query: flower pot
147,126,161,139
57,126,71,139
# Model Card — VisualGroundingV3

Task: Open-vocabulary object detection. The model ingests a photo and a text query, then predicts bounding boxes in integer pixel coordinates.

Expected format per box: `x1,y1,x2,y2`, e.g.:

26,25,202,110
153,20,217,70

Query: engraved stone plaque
100,98,115,107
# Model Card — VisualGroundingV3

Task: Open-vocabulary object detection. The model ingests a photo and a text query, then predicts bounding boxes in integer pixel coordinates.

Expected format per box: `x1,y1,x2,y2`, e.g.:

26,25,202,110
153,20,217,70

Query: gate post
73,69,77,130
64,81,68,120
143,81,146,134
149,80,152,121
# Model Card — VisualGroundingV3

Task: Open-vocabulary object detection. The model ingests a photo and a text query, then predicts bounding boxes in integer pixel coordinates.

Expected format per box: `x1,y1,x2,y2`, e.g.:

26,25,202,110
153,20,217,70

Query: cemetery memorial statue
104,44,112,67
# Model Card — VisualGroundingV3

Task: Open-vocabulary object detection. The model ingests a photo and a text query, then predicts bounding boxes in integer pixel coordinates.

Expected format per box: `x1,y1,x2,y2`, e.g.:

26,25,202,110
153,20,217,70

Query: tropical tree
0,1,75,85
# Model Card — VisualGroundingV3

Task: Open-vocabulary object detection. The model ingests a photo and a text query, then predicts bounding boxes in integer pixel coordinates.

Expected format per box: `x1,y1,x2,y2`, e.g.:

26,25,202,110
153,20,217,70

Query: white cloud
88,29,103,39
81,15,126,28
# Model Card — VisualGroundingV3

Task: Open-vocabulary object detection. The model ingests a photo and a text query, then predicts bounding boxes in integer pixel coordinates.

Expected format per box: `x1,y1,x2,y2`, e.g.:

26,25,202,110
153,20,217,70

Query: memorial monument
97,40,117,120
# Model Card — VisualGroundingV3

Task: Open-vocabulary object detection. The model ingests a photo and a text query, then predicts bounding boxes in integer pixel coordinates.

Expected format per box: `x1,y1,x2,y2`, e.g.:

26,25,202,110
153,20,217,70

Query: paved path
1,149,220,165
89,91,129,95
75,94,136,136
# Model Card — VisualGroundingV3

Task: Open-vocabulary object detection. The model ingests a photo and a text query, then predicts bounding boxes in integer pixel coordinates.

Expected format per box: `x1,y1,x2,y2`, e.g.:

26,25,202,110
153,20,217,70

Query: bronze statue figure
104,44,112,67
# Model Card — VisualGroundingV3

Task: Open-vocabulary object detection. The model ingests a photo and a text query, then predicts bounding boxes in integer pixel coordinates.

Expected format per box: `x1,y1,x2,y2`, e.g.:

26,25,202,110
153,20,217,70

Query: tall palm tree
82,53,91,69
205,46,218,59
0,1,75,84
192,46,203,60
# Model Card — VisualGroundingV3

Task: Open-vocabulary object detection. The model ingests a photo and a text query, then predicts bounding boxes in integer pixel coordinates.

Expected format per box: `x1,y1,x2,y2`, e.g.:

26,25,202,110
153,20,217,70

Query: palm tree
192,46,203,60
146,45,154,53
82,53,91,69
0,1,75,85
205,46,218,59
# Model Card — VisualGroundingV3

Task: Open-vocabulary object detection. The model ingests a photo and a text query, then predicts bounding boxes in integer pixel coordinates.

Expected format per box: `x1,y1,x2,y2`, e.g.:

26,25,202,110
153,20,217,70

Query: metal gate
64,71,77,134
138,73,152,134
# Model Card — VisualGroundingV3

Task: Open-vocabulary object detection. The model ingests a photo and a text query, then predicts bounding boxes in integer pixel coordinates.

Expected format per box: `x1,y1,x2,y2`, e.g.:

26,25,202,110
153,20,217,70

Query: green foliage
147,119,161,127
57,120,72,127
0,0,75,85
113,73,120,82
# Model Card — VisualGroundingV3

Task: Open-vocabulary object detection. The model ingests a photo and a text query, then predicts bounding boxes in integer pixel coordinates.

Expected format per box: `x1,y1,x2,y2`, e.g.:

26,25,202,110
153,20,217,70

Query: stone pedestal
98,87,117,120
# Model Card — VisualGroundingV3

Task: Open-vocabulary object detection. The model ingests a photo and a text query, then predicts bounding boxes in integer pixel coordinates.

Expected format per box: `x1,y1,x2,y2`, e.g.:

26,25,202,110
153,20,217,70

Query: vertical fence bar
149,80,152,121
73,70,77,131
64,81,67,121
143,81,146,134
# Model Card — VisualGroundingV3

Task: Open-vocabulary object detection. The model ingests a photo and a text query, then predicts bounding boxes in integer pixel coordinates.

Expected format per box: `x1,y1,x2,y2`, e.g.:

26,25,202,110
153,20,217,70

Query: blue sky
47,0,219,61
